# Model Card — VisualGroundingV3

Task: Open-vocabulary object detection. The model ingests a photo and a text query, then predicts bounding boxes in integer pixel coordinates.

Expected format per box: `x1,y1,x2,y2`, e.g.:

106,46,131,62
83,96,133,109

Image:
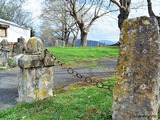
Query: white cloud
23,0,43,16
88,15,120,42
90,0,160,42
23,0,43,29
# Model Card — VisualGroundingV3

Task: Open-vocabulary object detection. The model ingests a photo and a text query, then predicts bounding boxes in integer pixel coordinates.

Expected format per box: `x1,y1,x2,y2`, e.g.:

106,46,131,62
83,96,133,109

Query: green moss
41,87,48,97
35,89,41,99
29,37,37,47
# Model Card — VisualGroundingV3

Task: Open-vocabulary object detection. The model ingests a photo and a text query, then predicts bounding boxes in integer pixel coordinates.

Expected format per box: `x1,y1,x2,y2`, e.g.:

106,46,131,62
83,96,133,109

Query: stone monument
0,39,10,66
12,37,25,55
112,16,160,119
18,37,53,102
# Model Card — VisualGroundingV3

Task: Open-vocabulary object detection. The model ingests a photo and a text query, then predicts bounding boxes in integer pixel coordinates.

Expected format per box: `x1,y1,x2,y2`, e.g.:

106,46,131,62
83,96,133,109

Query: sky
24,0,160,43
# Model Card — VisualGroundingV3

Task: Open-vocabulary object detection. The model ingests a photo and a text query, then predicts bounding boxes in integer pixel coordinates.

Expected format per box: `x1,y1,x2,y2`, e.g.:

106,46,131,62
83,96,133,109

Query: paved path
0,57,117,110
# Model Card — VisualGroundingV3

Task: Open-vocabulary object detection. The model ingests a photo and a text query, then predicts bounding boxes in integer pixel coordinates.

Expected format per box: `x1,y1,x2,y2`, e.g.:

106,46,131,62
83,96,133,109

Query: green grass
47,46,119,63
0,77,116,120
0,66,9,70
1,46,160,119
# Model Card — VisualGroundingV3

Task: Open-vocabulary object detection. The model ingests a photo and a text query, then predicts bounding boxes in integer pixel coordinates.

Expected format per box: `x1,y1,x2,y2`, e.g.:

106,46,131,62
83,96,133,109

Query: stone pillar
18,37,53,102
112,16,160,120
12,37,25,55
0,39,10,66
54,40,58,46
62,41,65,47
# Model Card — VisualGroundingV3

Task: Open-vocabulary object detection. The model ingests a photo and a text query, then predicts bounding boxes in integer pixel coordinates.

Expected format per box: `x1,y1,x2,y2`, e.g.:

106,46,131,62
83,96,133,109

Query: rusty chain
44,49,113,92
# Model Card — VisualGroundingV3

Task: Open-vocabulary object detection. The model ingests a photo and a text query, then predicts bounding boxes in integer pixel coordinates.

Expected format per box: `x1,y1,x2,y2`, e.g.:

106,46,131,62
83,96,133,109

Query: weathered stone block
54,40,58,46
0,39,10,52
18,54,43,68
25,37,43,54
62,41,65,47
18,37,53,102
18,66,54,102
112,16,160,120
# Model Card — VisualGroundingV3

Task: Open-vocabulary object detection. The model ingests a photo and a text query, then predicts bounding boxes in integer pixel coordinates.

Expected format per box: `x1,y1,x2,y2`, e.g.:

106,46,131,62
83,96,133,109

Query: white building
0,18,30,42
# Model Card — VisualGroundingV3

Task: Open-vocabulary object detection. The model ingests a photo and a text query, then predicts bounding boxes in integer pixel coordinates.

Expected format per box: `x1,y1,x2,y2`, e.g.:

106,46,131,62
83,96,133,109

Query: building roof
0,18,30,30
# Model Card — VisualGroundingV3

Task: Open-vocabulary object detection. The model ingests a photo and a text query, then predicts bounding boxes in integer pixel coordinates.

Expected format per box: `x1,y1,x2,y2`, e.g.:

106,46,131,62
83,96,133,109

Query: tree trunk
147,0,160,29
72,35,78,47
118,0,131,30
80,30,87,46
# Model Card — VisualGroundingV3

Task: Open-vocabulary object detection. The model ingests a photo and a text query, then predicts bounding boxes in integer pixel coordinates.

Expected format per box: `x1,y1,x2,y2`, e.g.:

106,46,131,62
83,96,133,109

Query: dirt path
0,57,117,110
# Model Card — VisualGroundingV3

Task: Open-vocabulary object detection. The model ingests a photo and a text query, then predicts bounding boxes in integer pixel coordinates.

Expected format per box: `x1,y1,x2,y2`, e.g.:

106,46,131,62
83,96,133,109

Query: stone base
18,67,54,102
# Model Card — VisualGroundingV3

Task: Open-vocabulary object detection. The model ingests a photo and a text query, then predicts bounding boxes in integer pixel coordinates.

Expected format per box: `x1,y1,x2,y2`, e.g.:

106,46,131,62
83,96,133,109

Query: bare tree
41,0,79,46
110,0,131,30
63,0,117,46
0,0,32,27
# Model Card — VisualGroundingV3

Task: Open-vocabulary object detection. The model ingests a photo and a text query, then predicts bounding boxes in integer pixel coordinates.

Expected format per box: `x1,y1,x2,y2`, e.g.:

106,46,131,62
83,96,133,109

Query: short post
12,37,25,55
54,40,58,46
62,41,65,47
0,39,10,66
112,17,160,119
18,37,53,102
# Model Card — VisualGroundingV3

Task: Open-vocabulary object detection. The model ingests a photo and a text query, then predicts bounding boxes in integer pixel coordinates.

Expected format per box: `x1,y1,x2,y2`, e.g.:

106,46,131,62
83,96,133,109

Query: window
0,24,9,37
0,28,6,37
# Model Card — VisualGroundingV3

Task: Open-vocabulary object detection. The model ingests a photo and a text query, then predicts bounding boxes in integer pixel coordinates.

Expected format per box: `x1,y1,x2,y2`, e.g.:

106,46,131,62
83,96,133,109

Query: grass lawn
0,47,118,120
47,46,119,63
0,77,115,120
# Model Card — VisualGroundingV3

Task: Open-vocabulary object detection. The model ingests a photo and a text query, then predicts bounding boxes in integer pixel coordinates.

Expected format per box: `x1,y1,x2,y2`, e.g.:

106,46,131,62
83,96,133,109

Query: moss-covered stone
112,16,160,120
25,37,43,54
18,38,53,102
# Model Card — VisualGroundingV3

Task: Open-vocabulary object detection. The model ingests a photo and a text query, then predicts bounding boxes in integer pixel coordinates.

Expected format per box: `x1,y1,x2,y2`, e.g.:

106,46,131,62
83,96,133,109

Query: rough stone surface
0,39,10,66
44,49,55,67
62,41,65,47
112,16,160,120
54,40,58,46
18,54,43,68
18,37,53,102
18,66,54,102
0,39,10,52
12,37,25,55
25,37,43,54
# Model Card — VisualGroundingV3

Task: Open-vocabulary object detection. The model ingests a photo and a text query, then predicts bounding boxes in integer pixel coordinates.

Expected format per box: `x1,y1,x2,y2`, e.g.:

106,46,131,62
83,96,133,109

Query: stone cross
112,16,160,120
18,37,53,102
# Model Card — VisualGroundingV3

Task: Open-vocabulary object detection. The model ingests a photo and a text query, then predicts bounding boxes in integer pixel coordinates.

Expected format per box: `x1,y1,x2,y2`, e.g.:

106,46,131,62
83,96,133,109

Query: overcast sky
24,0,160,43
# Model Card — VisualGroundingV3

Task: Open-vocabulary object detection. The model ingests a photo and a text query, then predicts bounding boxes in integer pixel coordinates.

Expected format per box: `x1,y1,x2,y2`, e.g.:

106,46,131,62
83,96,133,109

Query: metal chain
44,49,113,92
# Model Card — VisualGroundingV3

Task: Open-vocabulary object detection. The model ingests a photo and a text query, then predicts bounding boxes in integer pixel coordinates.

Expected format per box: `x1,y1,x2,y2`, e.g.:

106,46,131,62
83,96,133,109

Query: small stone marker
112,16,160,120
54,40,58,46
1,39,10,52
0,39,10,66
18,37,53,102
12,37,25,55
62,41,65,47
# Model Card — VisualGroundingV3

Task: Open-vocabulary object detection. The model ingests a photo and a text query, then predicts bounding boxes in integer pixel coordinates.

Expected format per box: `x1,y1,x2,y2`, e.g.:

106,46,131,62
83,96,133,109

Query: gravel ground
0,57,117,110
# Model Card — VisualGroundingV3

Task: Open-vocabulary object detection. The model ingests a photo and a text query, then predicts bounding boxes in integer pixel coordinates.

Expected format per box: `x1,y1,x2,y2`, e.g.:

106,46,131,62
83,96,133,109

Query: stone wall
112,16,160,119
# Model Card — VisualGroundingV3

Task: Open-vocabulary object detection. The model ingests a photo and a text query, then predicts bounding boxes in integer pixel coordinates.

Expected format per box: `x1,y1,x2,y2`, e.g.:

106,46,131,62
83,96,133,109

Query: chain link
44,49,113,92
